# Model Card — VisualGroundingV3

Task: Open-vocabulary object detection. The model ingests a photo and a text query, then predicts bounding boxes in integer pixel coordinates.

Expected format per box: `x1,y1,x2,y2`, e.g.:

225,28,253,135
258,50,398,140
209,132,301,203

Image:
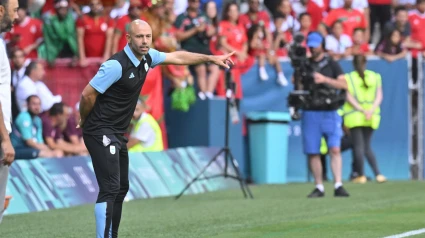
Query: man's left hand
210,51,236,69
1,139,15,166
314,72,328,84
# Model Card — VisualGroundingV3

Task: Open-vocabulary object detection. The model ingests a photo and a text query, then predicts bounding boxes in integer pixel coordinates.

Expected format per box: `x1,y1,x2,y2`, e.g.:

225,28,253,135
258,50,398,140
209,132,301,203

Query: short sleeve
148,48,166,68
35,117,44,143
330,59,344,77
76,16,85,28
89,60,122,94
130,121,156,145
15,113,33,140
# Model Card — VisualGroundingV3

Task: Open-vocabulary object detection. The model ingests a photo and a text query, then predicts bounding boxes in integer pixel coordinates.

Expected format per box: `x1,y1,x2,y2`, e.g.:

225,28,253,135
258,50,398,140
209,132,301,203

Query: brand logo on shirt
129,72,135,79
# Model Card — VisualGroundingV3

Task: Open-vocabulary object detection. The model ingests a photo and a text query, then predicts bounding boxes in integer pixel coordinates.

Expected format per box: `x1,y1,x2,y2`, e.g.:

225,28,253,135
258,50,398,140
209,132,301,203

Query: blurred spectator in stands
375,29,407,62
128,97,164,152
273,0,300,56
323,0,367,37
239,0,273,47
164,0,176,23
76,0,114,67
143,0,167,45
328,0,370,41
174,0,219,100
409,0,425,85
10,48,30,120
112,0,143,54
351,27,372,55
249,24,288,86
11,95,63,159
4,7,43,58
325,20,353,60
368,0,392,42
204,0,218,27
291,0,325,31
59,103,88,155
16,61,62,112
42,0,78,66
110,0,129,19
41,102,86,156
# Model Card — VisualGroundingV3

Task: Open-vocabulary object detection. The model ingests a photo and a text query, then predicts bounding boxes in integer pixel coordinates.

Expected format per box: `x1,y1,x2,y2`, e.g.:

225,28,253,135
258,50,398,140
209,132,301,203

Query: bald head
126,20,153,58
128,19,151,35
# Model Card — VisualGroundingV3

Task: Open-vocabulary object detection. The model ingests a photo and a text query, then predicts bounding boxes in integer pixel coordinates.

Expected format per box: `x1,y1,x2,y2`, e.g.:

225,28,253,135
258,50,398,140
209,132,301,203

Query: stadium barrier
5,147,239,216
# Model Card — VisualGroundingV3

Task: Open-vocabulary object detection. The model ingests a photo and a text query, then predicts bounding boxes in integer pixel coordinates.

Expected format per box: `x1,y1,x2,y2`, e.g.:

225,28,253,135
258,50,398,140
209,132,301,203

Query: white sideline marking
383,228,425,238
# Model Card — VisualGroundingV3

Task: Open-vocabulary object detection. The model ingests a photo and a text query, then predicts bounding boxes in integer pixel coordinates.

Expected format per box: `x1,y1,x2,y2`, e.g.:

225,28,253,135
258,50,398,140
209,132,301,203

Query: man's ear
0,5,5,19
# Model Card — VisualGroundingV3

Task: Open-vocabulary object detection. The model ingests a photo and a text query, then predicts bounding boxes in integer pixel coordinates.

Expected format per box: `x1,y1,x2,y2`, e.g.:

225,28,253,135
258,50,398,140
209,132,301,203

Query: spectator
143,1,167,45
164,0,176,23
409,0,425,84
109,0,130,19
375,29,407,62
174,0,219,100
249,24,288,85
41,0,78,66
76,0,114,67
10,48,30,120
383,6,411,41
325,20,353,60
128,98,164,152
368,0,392,42
41,102,86,156
11,95,63,159
59,104,88,155
323,0,367,37
273,0,301,57
291,0,326,31
112,0,143,54
4,7,43,58
239,0,273,47
328,0,370,40
351,27,372,55
16,61,62,112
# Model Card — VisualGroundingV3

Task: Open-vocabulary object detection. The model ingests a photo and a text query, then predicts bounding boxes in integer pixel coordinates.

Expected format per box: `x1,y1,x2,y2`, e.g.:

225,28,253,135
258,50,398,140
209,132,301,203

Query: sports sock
316,184,324,192
334,182,343,189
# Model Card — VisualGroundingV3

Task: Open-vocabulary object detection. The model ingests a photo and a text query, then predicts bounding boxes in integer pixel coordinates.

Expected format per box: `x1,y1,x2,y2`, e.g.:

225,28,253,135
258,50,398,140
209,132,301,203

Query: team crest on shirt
144,63,149,72
110,145,116,155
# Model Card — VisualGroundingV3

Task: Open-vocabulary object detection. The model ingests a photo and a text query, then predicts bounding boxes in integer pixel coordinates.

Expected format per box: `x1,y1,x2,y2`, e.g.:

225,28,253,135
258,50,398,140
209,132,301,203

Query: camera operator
302,32,350,198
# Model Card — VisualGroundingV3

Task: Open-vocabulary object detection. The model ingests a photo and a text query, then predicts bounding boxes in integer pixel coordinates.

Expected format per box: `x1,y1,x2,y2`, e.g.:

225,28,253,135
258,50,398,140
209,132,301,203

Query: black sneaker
334,186,350,197
307,188,324,198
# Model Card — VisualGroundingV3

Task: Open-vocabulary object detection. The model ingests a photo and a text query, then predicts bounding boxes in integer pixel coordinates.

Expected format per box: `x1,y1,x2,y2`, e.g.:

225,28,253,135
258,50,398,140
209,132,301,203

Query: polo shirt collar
124,44,145,67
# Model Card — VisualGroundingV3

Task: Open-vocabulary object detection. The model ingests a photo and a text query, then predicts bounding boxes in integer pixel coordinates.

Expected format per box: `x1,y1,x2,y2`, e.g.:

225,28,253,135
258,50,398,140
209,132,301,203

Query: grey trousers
0,163,8,224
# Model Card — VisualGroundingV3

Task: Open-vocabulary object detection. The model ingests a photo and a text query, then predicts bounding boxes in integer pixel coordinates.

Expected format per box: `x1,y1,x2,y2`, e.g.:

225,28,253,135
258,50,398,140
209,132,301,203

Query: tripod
175,68,254,200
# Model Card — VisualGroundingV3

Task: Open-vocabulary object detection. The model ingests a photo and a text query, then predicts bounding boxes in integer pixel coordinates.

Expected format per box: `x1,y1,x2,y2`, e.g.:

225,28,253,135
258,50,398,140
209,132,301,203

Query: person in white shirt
10,48,30,119
0,0,19,224
326,20,353,60
15,61,62,112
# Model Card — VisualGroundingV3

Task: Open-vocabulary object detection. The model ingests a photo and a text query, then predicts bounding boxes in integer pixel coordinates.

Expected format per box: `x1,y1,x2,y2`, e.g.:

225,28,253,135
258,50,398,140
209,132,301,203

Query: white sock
198,92,206,100
205,92,214,99
259,67,269,80
334,182,343,189
316,184,324,192
277,72,288,86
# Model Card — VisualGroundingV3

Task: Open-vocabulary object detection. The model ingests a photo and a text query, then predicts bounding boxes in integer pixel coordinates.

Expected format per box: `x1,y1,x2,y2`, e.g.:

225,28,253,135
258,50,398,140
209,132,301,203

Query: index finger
227,51,236,58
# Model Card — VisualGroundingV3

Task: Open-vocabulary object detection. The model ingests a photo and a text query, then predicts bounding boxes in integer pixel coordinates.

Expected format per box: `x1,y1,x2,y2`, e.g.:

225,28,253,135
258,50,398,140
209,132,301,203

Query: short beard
0,11,13,33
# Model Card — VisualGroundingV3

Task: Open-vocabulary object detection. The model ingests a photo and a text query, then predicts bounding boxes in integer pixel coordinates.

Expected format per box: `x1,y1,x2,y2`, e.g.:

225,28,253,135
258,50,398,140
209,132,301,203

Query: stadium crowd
1,0,425,159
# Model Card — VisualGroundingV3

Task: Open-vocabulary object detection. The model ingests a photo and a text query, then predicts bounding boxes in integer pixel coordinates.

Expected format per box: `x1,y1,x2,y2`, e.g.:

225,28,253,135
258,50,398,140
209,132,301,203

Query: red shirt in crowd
324,8,367,36
409,10,425,58
76,14,114,57
218,21,248,52
115,15,132,51
4,17,42,58
238,11,271,32
368,0,391,5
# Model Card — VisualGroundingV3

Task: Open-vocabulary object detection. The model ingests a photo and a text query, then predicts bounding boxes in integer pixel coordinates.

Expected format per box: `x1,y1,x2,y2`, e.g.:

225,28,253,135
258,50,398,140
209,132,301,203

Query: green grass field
2,181,425,238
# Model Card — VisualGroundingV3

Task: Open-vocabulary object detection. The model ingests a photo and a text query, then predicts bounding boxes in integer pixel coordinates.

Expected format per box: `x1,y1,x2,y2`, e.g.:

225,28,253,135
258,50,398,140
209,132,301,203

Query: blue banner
241,58,410,181
5,147,239,215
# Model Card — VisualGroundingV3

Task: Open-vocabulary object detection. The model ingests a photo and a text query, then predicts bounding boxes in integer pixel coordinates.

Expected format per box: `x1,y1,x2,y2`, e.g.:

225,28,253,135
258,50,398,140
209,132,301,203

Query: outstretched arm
162,51,235,68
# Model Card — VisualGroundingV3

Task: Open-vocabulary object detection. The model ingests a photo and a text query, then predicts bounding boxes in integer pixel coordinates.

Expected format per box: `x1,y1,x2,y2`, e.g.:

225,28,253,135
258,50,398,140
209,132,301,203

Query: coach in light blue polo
78,19,234,238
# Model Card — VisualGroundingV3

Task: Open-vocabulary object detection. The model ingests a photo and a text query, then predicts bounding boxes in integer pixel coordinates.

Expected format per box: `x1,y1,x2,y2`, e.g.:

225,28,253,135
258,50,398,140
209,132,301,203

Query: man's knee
329,147,341,156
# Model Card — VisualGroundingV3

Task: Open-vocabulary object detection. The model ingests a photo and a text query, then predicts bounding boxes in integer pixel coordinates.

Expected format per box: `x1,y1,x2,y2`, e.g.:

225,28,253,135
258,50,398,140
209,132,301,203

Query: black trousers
83,133,129,238
369,4,392,42
350,127,380,177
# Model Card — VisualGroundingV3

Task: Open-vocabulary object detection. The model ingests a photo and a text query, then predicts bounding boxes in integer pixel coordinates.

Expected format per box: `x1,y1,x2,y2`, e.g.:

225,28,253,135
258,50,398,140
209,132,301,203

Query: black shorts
83,133,129,203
